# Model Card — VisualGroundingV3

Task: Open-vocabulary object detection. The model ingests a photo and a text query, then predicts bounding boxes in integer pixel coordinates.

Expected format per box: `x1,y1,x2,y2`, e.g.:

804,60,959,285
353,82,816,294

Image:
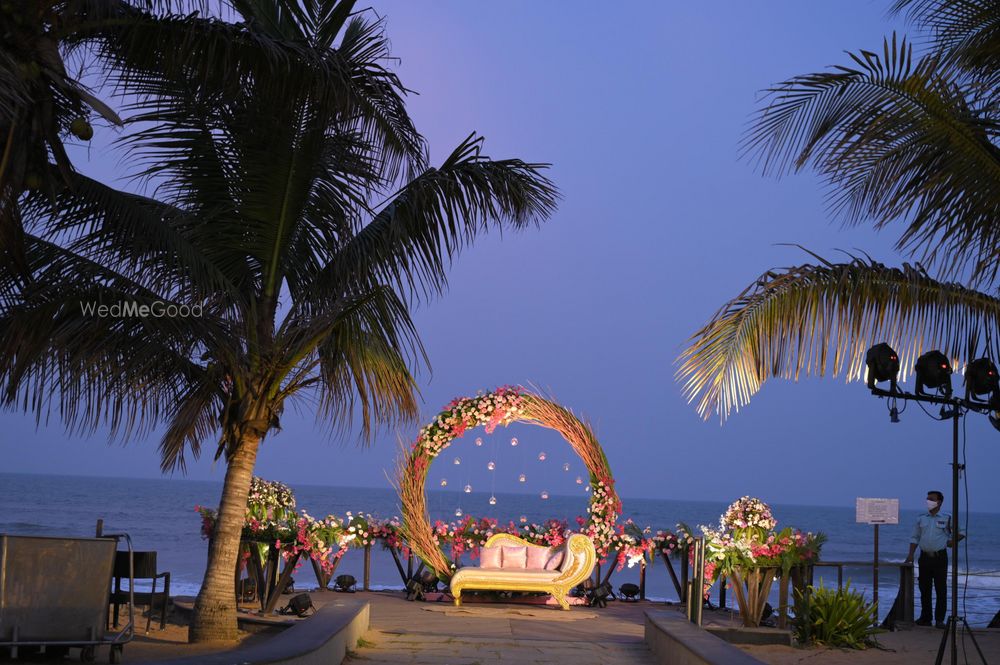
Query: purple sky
3,1,999,512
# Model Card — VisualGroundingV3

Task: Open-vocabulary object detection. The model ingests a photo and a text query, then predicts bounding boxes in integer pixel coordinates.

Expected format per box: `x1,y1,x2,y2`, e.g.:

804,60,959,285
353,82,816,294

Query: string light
455,508,463,517
487,461,495,471
538,452,547,461
540,490,549,500
510,437,518,447
440,478,448,487
562,462,570,472
518,473,526,483
575,476,583,485
453,457,461,465
489,496,497,506
475,437,483,447
464,484,472,493
519,515,527,523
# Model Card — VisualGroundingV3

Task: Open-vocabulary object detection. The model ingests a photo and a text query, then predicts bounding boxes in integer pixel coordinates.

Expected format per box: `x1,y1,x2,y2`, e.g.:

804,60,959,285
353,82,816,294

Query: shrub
792,581,880,649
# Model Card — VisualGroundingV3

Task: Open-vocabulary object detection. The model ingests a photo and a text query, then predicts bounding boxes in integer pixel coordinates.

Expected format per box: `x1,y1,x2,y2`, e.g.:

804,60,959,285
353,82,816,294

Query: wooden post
719,575,727,609
661,553,683,599
680,553,689,603
872,524,880,622
407,551,413,581
387,547,408,585
639,559,646,600
95,519,104,537
777,571,790,629
363,544,371,591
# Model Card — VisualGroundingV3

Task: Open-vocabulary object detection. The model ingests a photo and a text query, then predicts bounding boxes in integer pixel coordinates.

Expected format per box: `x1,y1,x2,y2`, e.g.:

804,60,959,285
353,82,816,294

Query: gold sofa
449,532,596,610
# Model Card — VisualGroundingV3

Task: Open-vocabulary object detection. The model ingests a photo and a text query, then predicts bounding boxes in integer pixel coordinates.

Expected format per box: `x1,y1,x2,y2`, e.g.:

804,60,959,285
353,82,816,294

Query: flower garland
397,387,622,580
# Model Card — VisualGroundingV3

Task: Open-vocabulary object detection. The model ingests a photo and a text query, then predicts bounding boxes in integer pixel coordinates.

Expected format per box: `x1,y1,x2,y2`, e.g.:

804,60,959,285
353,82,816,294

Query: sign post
856,498,899,619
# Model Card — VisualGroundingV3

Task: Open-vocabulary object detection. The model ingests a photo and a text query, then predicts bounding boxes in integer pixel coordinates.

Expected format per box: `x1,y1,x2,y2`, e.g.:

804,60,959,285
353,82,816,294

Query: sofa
449,532,596,610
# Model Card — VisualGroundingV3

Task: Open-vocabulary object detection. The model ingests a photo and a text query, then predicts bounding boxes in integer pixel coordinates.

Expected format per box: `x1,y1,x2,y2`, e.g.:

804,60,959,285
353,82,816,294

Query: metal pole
950,409,959,665
873,524,879,623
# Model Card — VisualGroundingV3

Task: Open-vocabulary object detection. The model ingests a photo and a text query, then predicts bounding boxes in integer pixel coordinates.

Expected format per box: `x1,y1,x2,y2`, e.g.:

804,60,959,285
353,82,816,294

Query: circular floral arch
397,386,621,580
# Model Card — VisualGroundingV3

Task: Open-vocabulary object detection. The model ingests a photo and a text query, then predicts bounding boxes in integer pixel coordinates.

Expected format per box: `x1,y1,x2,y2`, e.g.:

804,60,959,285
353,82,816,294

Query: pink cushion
480,545,502,568
544,549,564,570
501,545,527,569
526,546,549,570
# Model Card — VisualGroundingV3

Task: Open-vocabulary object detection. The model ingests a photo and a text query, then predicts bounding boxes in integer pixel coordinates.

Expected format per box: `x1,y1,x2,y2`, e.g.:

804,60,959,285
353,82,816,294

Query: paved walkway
343,592,658,664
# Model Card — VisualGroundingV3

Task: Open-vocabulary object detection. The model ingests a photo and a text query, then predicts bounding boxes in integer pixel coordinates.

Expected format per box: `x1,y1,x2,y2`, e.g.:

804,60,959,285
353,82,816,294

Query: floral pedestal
729,566,778,627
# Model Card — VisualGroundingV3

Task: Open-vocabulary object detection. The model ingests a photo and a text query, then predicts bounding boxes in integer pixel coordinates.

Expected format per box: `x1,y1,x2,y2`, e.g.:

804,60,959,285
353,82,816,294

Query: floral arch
396,386,621,580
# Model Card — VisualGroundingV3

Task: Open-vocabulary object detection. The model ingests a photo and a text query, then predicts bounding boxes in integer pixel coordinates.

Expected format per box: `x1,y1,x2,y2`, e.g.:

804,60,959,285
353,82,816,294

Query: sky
3,1,999,513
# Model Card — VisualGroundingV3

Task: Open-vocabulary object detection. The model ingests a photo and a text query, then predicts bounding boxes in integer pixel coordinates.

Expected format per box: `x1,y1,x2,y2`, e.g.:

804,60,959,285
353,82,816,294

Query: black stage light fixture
866,343,900,391
334,574,356,592
965,358,999,400
915,350,952,396
619,583,640,601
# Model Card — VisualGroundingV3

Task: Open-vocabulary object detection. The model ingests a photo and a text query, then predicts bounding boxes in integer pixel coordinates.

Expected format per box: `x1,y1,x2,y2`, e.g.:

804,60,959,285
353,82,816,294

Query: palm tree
677,0,1000,421
0,1,558,641
1,0,367,271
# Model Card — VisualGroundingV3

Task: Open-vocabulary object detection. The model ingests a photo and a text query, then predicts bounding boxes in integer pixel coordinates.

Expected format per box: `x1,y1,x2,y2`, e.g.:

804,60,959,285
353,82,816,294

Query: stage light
865,343,900,391
619,583,640,601
915,350,952,396
965,358,999,398
334,574,356,592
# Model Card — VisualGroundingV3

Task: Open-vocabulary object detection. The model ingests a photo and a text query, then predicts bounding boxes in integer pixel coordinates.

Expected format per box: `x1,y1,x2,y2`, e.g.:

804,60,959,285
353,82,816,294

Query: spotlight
889,406,900,423
915,350,952,396
334,574,356,592
965,358,999,400
865,343,900,391
619,583,640,601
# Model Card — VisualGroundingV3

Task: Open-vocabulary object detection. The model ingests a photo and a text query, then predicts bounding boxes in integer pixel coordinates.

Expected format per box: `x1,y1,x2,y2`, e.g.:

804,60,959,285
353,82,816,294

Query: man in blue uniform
904,490,962,628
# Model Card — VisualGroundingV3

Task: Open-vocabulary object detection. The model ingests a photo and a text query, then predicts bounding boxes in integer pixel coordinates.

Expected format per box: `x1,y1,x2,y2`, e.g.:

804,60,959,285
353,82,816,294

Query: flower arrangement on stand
701,497,825,628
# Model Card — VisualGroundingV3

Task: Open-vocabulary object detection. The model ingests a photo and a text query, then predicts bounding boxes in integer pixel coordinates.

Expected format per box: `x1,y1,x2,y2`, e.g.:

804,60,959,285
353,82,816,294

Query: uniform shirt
911,511,952,553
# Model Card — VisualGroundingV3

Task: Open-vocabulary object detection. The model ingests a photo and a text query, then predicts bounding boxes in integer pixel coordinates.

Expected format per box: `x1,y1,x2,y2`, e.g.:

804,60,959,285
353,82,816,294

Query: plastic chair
110,551,170,633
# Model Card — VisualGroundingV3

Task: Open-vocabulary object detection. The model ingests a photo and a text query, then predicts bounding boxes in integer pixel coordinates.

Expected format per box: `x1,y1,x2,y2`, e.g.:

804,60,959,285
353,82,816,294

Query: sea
1,473,998,626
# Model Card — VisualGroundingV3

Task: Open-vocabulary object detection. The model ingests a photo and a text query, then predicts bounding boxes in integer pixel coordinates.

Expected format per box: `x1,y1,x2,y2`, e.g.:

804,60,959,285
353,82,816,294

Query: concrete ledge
644,610,768,665
706,625,792,646
152,600,369,665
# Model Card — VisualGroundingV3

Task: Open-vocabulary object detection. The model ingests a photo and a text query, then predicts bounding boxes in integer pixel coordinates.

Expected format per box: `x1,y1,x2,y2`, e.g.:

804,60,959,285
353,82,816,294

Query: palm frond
744,36,1000,283
315,133,558,302
892,0,1000,86
677,254,1000,422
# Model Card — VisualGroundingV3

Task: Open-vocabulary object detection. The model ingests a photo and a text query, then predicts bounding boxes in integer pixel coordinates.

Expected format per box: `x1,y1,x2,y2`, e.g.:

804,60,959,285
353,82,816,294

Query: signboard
855,497,899,525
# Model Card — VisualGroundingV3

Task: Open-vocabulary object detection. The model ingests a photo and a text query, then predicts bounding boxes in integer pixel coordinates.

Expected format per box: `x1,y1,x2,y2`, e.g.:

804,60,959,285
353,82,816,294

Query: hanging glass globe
540,490,549,500
489,496,497,506
453,457,461,465
538,452,547,461
510,437,518,447
518,473,526,483
464,484,472,493
585,485,591,493
455,508,463,517
487,461,495,471
519,515,527,523
475,437,483,447
562,462,570,472
440,478,448,487
575,476,583,485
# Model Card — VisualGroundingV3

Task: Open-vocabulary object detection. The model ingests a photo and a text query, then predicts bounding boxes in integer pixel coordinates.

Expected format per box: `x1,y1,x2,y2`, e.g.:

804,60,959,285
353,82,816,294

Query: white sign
856,498,899,525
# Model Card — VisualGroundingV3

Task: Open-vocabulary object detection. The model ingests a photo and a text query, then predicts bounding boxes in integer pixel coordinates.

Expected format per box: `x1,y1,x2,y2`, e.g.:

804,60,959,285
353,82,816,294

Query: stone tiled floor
343,592,657,664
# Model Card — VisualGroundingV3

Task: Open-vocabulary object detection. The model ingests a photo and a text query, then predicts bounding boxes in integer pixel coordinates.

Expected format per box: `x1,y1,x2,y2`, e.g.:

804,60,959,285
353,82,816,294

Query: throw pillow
544,549,564,571
526,545,549,570
480,545,502,568
501,545,527,569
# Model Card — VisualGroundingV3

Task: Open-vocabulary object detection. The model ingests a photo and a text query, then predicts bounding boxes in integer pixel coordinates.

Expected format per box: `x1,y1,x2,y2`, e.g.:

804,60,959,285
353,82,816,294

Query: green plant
792,581,880,649
355,637,375,649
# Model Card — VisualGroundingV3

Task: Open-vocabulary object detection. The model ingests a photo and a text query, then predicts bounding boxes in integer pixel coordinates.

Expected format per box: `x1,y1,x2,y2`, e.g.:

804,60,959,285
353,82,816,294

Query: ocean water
1,473,998,626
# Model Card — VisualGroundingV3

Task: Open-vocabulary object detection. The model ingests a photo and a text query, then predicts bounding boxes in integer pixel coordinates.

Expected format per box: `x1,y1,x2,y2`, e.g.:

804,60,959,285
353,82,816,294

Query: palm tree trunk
189,432,261,642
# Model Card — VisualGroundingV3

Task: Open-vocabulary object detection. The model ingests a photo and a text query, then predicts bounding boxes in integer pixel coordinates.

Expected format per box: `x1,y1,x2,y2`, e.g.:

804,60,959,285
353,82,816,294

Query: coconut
70,117,93,141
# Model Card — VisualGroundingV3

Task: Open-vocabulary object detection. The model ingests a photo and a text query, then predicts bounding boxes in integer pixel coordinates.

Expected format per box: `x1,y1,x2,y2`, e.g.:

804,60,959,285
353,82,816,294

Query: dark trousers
918,549,948,623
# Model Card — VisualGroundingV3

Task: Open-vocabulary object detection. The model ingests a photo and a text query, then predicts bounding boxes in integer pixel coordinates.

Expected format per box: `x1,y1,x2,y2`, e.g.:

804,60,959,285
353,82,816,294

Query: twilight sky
3,1,999,512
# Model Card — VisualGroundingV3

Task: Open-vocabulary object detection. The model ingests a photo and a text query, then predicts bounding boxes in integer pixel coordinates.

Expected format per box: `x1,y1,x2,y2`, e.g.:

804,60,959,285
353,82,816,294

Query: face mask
926,499,939,510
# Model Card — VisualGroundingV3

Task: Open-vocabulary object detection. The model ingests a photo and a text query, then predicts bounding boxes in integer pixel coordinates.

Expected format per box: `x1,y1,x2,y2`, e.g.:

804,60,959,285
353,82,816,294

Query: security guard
904,490,963,628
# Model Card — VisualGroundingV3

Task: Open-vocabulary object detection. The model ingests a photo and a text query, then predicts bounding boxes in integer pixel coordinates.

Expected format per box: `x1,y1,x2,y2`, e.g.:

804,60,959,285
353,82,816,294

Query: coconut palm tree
677,0,1000,421
0,1,558,641
1,0,370,271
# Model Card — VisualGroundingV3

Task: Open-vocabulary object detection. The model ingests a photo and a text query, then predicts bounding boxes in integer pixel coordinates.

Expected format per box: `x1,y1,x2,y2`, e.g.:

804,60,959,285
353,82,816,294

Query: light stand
870,386,988,665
